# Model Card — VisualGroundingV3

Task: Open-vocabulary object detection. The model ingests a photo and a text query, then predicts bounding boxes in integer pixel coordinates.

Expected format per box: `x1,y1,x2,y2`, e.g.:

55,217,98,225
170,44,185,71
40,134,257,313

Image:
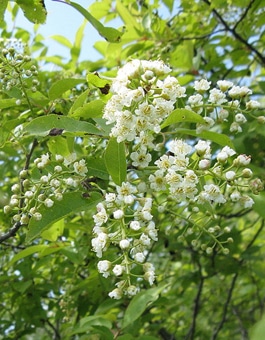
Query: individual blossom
217,80,234,92
194,79,211,92
73,159,88,176
208,88,227,105
97,260,112,278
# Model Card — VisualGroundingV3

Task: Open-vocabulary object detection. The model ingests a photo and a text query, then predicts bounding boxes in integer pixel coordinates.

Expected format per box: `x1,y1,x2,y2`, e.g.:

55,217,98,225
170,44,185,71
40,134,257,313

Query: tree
0,1,265,339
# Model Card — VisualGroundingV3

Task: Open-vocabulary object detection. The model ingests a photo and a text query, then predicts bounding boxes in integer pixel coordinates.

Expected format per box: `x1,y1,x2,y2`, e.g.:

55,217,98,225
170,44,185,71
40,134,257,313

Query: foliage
0,1,265,339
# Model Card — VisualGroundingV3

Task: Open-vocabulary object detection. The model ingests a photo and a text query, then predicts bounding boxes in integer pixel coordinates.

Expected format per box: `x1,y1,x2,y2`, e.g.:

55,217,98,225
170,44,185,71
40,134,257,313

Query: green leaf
51,35,72,48
0,119,21,147
71,100,105,119
87,73,110,88
252,193,265,218
0,0,8,21
16,0,47,24
66,1,122,43
161,108,205,129
87,158,109,180
104,138,127,186
41,219,64,241
26,192,102,242
70,315,112,335
122,286,166,329
24,114,103,137
250,315,265,340
48,78,86,100
0,98,18,109
10,245,48,265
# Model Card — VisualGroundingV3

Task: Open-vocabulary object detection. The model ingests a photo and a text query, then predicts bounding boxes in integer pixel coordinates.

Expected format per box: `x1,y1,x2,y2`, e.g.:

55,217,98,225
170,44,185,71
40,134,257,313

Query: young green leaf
0,0,8,22
25,192,102,242
71,100,105,119
104,138,127,186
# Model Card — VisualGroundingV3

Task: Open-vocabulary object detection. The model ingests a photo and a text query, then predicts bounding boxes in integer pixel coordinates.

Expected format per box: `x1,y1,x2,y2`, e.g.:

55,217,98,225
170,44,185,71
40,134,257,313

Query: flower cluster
92,181,157,299
91,60,264,298
103,59,187,167
0,38,39,93
3,153,88,226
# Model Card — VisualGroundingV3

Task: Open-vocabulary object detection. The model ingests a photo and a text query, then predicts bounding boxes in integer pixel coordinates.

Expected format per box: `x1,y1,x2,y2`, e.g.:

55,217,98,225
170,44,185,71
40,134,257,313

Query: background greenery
0,0,265,339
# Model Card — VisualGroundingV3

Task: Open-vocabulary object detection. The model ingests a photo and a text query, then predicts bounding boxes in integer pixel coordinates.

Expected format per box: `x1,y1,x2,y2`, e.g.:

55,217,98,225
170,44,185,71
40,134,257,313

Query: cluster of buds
0,38,39,93
3,153,88,226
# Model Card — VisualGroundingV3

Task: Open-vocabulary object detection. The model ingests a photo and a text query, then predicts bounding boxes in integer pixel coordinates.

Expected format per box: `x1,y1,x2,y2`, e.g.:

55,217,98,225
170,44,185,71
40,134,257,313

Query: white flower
169,139,192,156
195,140,211,157
91,232,108,258
230,122,242,133
97,260,111,278
234,154,251,166
209,88,227,104
125,285,139,297
130,220,141,231
149,169,167,191
140,233,151,246
246,100,260,110
198,159,211,169
105,193,116,202
225,171,236,181
44,198,54,208
93,203,108,226
134,252,145,263
64,153,77,166
73,159,88,176
235,113,247,124
112,264,124,276
230,190,241,202
54,165,62,172
217,80,234,92
113,209,124,219
194,79,211,92
131,148,152,168
24,190,34,198
109,288,123,299
119,239,130,249
144,271,156,285
240,196,254,208
200,184,226,204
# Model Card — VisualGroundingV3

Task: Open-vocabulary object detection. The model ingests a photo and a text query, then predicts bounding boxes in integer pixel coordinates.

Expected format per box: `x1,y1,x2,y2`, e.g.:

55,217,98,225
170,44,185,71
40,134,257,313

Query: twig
202,0,265,66
185,260,205,340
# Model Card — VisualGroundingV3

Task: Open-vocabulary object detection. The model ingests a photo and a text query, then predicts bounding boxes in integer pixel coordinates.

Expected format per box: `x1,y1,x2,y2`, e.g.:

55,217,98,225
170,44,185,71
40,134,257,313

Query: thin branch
211,272,238,340
202,0,265,66
0,138,38,244
232,0,256,31
211,218,265,339
185,260,205,340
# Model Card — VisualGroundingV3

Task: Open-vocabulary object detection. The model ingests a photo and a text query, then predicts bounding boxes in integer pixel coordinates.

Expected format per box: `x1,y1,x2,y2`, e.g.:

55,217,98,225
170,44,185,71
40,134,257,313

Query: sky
5,0,110,62
4,1,177,63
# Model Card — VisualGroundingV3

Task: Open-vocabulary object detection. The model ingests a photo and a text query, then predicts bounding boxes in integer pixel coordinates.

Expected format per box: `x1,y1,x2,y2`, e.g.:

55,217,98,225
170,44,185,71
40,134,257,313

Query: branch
232,0,256,31
0,138,38,244
211,272,238,340
211,219,264,339
185,260,205,340
202,0,265,66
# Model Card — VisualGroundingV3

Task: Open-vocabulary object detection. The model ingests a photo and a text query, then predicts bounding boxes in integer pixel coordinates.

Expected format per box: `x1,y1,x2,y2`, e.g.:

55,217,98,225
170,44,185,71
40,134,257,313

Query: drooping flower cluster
3,153,88,226
91,181,157,299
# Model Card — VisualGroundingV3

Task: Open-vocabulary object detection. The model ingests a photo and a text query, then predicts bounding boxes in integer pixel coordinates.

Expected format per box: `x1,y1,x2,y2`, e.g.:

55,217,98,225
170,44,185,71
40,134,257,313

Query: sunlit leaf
16,0,47,24
0,0,8,21
64,1,122,42
48,78,86,100
104,138,127,186
24,114,103,137
71,100,105,118
26,192,102,242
